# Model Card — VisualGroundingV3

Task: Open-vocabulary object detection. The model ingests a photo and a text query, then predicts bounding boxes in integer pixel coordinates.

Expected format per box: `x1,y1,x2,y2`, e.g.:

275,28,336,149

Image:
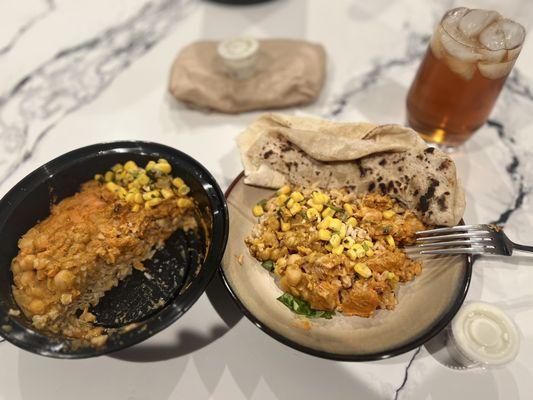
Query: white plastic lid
217,37,259,61
451,302,520,366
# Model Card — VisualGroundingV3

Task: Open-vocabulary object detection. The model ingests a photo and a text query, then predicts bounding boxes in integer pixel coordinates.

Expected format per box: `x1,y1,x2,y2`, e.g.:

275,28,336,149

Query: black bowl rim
219,171,473,362
0,141,229,359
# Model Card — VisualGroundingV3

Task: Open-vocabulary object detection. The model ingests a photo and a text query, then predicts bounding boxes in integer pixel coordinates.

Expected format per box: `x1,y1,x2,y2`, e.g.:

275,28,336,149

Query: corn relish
95,159,193,211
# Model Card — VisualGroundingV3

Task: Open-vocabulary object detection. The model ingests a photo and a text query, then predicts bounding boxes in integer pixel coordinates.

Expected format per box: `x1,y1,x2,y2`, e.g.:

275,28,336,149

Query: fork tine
416,224,488,236
420,247,498,255
407,239,494,250
416,231,493,242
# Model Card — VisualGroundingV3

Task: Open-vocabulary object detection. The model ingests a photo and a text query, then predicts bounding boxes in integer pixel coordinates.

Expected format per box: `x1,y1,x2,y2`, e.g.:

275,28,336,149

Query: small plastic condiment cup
217,37,260,80
447,302,520,369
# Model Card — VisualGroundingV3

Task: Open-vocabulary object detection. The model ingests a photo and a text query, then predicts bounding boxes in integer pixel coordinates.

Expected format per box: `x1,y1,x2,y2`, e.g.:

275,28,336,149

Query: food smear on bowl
10,159,197,347
245,186,427,319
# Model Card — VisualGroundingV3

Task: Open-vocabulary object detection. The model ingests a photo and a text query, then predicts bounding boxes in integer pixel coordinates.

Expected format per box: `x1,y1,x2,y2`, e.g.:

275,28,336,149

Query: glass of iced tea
406,7,525,148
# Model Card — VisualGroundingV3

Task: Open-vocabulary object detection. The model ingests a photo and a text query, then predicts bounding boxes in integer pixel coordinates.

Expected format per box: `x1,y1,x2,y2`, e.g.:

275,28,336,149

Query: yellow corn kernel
131,204,141,212
137,174,150,186
177,198,193,208
331,245,344,255
286,198,295,209
281,221,291,232
94,174,103,182
145,198,162,209
155,162,172,174
356,249,366,258
338,223,347,239
307,199,324,212
325,244,333,252
363,240,374,249
105,182,120,192
104,171,114,182
111,163,123,172
161,188,174,199
354,263,372,278
143,190,160,201
118,188,127,199
134,193,143,204
125,193,136,203
343,203,354,216
124,161,138,171
277,185,291,195
317,216,332,230
366,249,375,257
322,207,335,218
386,235,395,248
346,217,357,228
252,205,264,217
312,192,323,204
353,243,363,251
329,233,341,248
145,160,156,171
329,218,342,232
342,236,355,248
289,202,302,215
346,249,357,261
177,185,191,196
318,229,332,241
290,191,304,202
158,158,169,164
382,210,396,219
172,177,185,188
276,194,288,206
306,208,320,221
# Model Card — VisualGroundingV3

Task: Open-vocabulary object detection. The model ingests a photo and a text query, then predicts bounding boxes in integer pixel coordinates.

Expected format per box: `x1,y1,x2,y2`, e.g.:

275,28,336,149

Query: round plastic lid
217,37,259,61
451,302,520,366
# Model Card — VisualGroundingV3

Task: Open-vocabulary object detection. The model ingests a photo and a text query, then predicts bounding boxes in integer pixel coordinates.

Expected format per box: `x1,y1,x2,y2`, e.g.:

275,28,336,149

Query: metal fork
407,224,533,256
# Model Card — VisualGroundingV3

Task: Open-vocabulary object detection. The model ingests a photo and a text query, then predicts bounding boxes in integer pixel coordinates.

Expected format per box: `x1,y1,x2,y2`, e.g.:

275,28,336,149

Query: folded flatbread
237,113,465,227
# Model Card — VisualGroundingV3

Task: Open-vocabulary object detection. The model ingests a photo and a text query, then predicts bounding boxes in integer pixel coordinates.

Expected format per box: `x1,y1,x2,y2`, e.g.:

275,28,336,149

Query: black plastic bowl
0,141,228,358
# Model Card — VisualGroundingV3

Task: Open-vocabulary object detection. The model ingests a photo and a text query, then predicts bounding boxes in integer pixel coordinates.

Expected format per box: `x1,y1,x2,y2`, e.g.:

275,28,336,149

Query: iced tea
407,8,525,147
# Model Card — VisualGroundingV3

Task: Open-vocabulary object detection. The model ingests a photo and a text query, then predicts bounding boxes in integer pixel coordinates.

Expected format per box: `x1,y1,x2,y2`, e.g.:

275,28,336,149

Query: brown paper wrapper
168,39,326,113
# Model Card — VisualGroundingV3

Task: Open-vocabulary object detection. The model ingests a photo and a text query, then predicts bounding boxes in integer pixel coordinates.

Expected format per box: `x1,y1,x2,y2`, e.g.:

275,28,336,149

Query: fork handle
512,243,533,253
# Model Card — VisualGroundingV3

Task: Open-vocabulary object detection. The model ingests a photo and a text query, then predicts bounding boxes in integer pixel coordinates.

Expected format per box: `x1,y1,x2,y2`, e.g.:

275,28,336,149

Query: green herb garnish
277,293,334,319
382,226,391,234
262,260,275,272
326,203,343,213
258,199,268,207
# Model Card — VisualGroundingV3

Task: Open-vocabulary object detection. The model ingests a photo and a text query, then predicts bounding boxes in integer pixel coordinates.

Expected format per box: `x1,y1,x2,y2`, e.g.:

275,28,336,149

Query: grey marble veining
0,0,193,185
0,0,56,57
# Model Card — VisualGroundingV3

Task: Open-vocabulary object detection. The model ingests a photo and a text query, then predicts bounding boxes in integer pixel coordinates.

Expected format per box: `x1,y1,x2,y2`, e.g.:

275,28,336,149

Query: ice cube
501,19,525,49
478,60,515,79
478,48,506,63
442,7,470,33
459,9,500,38
479,21,506,50
440,30,480,63
445,55,476,80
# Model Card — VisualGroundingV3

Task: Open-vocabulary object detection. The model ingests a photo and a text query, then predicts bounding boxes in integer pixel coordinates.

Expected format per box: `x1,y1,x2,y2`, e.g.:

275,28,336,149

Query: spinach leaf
261,260,275,272
277,293,334,319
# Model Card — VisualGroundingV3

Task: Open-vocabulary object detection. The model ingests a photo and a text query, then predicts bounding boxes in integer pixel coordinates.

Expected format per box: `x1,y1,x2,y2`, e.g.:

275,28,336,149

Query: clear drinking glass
406,7,526,148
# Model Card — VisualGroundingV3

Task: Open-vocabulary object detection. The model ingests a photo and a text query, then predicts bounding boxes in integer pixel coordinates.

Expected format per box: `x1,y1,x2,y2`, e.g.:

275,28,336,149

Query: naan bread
237,113,465,227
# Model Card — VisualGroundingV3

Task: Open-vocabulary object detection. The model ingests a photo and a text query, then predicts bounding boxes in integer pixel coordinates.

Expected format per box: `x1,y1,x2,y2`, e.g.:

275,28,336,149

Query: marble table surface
1,0,533,399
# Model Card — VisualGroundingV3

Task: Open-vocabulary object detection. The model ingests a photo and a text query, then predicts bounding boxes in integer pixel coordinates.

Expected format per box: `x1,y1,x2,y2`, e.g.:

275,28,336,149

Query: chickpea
287,254,301,265
34,235,49,251
28,286,46,298
20,271,36,287
18,236,34,251
262,231,278,246
286,267,303,286
279,276,289,292
20,255,36,271
266,217,280,231
28,299,45,315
